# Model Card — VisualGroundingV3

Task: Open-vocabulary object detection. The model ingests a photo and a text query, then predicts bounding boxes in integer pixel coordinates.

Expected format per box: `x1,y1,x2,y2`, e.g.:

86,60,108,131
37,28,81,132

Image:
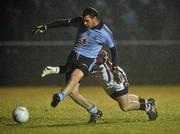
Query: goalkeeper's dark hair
82,7,99,18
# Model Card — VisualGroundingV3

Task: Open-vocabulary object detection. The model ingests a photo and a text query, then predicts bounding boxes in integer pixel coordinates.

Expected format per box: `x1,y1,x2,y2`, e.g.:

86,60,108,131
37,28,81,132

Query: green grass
0,86,180,134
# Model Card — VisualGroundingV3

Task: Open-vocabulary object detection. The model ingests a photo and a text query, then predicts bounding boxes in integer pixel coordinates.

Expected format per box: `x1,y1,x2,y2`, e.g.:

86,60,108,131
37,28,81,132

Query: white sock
58,92,64,101
88,105,98,114
145,103,151,112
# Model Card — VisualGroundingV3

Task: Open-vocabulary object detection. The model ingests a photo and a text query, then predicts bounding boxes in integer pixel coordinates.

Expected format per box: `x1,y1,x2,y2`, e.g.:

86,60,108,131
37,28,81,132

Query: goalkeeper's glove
41,66,59,77
112,65,123,84
32,25,47,35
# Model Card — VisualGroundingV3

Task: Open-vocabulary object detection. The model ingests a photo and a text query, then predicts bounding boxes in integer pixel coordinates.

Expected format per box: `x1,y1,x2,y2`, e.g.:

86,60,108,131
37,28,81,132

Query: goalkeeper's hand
112,65,122,84
41,66,59,77
32,25,47,35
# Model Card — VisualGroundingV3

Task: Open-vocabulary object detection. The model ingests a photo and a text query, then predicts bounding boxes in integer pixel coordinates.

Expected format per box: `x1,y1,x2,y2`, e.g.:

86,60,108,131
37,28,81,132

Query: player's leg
69,83,102,123
109,87,140,111
115,93,141,111
70,83,93,109
63,69,84,96
51,68,84,107
128,94,149,106
128,94,139,102
128,94,157,115
128,93,150,110
115,93,158,120
116,93,151,111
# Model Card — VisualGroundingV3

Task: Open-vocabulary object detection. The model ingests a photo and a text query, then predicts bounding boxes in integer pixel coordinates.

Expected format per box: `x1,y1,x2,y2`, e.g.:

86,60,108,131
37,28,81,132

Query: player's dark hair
82,7,98,18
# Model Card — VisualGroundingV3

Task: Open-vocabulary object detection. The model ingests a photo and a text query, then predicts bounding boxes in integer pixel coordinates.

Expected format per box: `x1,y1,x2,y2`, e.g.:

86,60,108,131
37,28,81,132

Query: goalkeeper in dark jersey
33,7,120,123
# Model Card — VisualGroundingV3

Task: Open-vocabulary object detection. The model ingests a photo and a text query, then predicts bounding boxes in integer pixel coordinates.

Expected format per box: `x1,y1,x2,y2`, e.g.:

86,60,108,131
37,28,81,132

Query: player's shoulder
102,24,111,31
100,24,113,38
102,24,111,32
91,24,111,39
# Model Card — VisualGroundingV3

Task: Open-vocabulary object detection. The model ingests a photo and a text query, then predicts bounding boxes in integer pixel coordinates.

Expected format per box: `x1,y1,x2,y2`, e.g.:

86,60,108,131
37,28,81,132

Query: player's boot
146,98,158,120
51,93,60,107
88,110,103,123
147,98,155,106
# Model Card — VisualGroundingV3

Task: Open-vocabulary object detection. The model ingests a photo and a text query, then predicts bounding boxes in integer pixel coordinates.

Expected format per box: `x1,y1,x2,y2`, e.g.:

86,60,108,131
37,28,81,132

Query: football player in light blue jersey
73,24,116,58
33,7,120,123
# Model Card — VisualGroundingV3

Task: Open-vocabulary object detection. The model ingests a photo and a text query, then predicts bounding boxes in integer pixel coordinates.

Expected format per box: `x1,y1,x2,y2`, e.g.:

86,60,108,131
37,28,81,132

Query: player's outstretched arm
32,17,82,35
41,66,60,77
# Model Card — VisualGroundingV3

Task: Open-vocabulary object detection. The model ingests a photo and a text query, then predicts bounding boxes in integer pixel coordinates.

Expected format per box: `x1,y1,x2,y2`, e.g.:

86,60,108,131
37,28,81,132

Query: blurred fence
0,40,179,86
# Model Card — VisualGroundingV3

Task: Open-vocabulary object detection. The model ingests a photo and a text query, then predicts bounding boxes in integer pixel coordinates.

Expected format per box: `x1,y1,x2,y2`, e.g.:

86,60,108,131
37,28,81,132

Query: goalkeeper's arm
32,17,82,35
41,65,66,77
32,19,70,35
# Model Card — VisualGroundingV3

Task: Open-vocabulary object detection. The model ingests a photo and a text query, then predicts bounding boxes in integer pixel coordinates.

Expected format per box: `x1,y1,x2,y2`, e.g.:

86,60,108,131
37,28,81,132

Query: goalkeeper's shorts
65,51,96,83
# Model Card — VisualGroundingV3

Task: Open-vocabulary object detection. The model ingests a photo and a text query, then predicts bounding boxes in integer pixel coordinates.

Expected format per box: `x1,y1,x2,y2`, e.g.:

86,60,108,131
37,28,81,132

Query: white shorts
104,81,128,98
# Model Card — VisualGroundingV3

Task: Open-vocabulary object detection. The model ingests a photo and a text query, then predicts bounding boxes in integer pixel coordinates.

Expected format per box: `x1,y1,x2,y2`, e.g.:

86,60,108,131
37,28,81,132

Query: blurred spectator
0,0,179,41
115,0,139,40
0,0,20,40
0,0,36,41
132,0,166,39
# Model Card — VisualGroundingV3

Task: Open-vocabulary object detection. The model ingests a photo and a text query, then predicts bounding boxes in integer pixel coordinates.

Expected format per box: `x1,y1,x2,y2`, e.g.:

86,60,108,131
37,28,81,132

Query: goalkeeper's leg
51,69,84,107
70,83,103,123
69,83,95,110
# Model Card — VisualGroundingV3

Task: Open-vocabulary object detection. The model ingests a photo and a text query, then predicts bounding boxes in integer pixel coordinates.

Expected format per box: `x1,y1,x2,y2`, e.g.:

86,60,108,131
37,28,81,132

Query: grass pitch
0,86,180,134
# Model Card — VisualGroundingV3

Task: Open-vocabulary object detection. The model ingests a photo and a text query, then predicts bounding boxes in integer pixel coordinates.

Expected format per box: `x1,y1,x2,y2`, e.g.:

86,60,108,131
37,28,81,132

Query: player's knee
70,75,82,84
72,83,80,93
70,87,80,96
69,91,78,98
120,105,129,112
71,90,78,96
70,75,77,81
69,93,75,98
70,69,84,81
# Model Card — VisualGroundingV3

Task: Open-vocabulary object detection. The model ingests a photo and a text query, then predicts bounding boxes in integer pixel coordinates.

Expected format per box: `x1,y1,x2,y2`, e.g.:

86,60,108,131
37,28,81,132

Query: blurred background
0,0,180,86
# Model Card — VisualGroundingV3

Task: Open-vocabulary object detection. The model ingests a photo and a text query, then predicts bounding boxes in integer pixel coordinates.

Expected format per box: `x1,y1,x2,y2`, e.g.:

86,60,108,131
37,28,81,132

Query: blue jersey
47,16,117,61
73,23,116,58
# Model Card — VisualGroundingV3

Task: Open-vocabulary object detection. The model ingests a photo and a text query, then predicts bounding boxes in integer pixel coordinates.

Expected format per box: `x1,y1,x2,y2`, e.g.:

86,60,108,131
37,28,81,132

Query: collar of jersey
90,21,103,30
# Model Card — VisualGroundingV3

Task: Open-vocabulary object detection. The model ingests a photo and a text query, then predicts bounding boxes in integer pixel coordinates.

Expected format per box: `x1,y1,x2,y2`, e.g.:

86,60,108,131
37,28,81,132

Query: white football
13,106,29,123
